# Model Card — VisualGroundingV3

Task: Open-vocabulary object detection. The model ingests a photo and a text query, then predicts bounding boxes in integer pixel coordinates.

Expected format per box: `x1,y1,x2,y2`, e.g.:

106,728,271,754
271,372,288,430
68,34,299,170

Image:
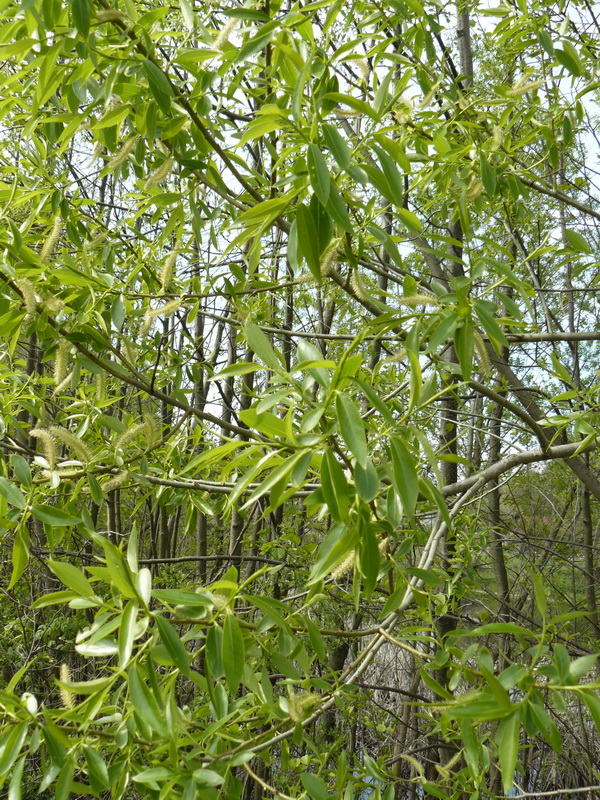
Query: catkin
87,140,105,167
144,158,174,191
39,216,63,264
160,251,177,291
16,278,36,320
473,329,491,377
96,371,107,401
213,17,238,50
349,59,369,79
143,413,157,447
507,77,543,97
49,426,91,463
288,692,319,722
330,551,355,581
30,428,58,470
53,340,70,386
106,135,139,171
320,243,339,278
103,470,129,492
114,421,147,452
59,664,75,710
122,338,137,366
398,294,440,309
349,270,370,303
140,298,182,336
95,8,128,22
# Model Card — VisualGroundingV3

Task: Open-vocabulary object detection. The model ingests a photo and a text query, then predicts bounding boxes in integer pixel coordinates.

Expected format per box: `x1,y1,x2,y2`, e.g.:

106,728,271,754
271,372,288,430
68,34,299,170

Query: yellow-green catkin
87,140,105,167
103,470,129,492
398,294,440,309
144,157,174,191
30,428,58,470
16,278,36,320
95,8,128,22
213,17,238,50
140,298,182,336
330,550,355,581
143,413,157,447
507,76,543,97
49,426,91,463
114,421,147,452
53,340,70,386
349,270,370,303
473,329,491,377
288,692,320,723
160,251,177,291
59,664,75,710
122,338,137,366
95,371,107,402
106,135,138,171
39,216,63,264
320,244,339,278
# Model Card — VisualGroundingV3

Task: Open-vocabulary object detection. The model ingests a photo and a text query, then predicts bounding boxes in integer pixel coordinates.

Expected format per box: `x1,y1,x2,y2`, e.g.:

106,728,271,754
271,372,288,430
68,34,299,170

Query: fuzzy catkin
473,329,491,377
160,251,177,291
59,664,75,710
49,426,91,463
106,135,138,171
30,428,57,470
330,551,355,581
213,17,238,50
95,371,107,402
398,294,440,309
144,157,174,191
114,421,147,452
140,298,182,336
143,413,157,448
103,470,129,492
39,216,63,264
53,340,70,386
16,278,36,320
95,8,128,21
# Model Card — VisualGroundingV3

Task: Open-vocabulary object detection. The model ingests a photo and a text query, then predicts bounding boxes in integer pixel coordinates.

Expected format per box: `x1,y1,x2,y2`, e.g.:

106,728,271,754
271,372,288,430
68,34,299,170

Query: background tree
1,0,600,798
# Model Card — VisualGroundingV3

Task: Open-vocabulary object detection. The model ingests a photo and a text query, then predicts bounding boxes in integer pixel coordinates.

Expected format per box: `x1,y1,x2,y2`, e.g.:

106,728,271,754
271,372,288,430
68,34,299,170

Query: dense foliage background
1,0,600,797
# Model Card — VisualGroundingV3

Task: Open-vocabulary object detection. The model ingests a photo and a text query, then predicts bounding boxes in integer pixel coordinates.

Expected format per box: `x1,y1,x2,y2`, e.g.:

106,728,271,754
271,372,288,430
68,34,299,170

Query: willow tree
1,0,600,797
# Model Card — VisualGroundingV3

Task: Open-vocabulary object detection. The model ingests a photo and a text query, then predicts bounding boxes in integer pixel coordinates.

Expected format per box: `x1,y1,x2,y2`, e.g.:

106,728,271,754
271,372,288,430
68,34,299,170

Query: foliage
1,0,600,797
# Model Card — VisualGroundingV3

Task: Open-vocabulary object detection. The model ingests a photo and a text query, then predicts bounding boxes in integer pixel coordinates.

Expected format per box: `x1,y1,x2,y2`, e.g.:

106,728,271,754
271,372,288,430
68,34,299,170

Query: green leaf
222,615,245,695
496,710,520,795
192,768,225,787
307,144,331,205
336,392,368,468
71,0,91,37
555,42,583,76
8,755,25,800
320,449,349,522
155,614,191,676
564,228,591,253
0,477,25,509
390,437,418,516
142,59,174,114
322,123,351,168
83,746,110,792
10,455,32,488
309,522,358,584
301,773,328,800
354,458,379,502
480,152,497,196
48,560,95,597
118,600,138,669
128,666,167,736
31,505,82,527
244,321,283,371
